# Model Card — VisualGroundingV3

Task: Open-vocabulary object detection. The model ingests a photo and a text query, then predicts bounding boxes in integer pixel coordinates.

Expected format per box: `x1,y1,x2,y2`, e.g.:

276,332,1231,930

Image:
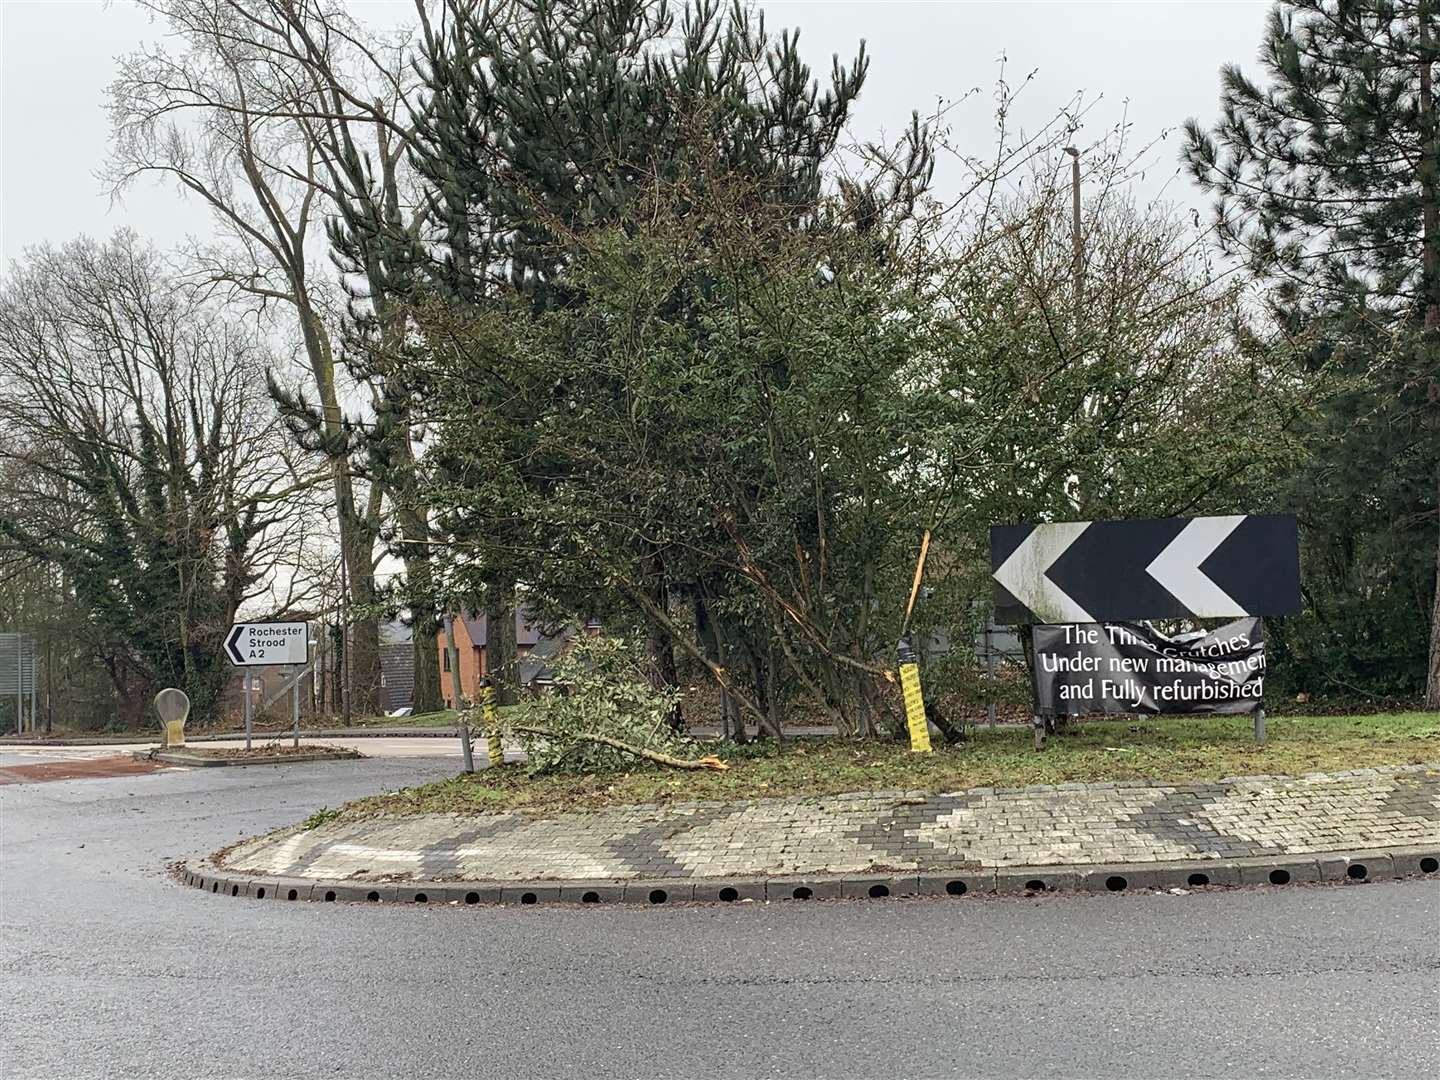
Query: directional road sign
225,622,310,667
991,514,1300,624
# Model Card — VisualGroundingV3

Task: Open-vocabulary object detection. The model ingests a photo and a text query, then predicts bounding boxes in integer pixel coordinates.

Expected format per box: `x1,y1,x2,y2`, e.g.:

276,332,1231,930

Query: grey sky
1,0,1270,263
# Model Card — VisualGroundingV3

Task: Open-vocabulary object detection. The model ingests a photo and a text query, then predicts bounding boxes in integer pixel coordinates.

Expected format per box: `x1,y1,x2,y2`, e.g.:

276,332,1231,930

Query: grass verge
342,711,1439,817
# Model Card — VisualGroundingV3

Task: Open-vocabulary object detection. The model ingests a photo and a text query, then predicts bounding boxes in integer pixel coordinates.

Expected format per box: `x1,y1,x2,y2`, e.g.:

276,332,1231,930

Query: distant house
437,612,596,707
378,620,416,713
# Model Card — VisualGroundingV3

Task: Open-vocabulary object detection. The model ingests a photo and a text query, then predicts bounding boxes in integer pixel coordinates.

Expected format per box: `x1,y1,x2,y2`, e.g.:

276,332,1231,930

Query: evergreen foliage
1185,0,1440,703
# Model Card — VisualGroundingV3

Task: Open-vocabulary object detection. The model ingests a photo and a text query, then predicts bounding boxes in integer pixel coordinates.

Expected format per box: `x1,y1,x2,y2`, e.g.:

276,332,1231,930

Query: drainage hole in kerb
718,887,738,902
465,892,480,905
1025,880,1046,892
868,884,890,898
210,882,218,893
1422,857,1439,874
1346,864,1368,881
323,890,336,902
1268,869,1291,886
581,891,600,904
366,891,380,902
1105,875,1127,892
231,885,239,896
792,886,813,900
414,893,428,904
520,892,538,905
945,880,967,896
1187,873,1209,887
256,888,266,899
286,889,298,901
648,889,668,905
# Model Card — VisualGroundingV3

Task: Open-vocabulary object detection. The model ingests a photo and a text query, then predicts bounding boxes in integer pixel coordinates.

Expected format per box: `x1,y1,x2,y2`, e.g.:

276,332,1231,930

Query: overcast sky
1,0,1272,264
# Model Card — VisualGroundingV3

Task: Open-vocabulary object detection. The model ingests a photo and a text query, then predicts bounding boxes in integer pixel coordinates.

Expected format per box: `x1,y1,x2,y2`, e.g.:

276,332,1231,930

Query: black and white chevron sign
990,514,1300,624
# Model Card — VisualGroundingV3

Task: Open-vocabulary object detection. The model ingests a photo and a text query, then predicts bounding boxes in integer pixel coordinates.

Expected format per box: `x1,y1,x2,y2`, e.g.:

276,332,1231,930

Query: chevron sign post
990,514,1301,625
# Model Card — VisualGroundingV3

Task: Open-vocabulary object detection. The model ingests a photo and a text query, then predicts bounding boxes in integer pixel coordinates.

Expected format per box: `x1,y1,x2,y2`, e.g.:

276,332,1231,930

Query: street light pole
339,547,352,727
444,613,475,773
1063,146,1083,316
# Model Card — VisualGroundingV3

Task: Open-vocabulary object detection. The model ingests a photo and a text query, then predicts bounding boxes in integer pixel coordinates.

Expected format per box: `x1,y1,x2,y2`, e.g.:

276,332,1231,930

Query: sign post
225,622,310,751
992,514,1300,747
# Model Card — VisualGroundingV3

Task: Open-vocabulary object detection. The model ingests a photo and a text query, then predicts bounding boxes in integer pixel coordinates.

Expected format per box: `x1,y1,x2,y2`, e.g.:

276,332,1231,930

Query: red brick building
436,612,543,707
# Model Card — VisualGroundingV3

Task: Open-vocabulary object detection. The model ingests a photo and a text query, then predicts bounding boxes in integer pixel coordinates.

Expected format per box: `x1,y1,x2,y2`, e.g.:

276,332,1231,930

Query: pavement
219,764,1440,885
0,721,843,746
0,733,496,765
1,751,1438,1078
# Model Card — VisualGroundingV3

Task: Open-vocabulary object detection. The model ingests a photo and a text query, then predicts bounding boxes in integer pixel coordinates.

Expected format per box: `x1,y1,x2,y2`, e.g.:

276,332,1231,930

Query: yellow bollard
480,680,503,767
898,662,931,753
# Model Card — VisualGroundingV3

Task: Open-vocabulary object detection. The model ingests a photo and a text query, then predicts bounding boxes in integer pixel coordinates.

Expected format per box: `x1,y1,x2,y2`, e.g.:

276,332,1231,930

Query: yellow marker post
898,661,932,753
480,680,503,767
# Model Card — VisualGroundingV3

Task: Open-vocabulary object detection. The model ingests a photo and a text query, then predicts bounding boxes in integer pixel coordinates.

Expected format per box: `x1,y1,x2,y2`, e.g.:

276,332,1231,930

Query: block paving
220,764,1440,882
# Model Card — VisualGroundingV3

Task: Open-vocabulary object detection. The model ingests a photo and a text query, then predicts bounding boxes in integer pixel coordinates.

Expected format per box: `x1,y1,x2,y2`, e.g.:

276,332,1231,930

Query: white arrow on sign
992,521,1095,624
1145,515,1245,617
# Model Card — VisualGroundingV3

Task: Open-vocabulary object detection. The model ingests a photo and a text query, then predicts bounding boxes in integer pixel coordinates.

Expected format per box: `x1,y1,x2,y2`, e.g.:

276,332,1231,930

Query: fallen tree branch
513,724,729,771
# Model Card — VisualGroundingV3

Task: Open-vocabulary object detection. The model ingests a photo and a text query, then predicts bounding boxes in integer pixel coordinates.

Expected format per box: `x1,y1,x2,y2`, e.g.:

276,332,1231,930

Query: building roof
458,611,543,648
378,619,413,646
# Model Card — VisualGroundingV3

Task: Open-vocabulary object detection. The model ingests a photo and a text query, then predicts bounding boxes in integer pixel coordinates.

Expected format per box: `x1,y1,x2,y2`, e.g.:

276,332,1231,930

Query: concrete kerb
134,748,364,767
180,845,1440,909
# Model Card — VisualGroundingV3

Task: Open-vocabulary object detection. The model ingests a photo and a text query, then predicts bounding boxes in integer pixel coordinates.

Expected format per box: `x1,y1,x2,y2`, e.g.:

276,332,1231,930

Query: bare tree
103,0,435,715
0,233,321,723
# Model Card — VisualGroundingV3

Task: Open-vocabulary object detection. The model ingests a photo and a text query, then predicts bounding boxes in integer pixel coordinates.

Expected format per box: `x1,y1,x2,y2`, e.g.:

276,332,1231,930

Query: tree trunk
642,548,683,731
487,577,520,706
696,596,747,743
1420,7,1440,710
751,645,784,740
411,602,444,714
341,517,382,718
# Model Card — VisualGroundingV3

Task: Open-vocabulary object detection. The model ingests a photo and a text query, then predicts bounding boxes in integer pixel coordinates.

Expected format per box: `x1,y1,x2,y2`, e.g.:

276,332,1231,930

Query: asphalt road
2,755,1437,1080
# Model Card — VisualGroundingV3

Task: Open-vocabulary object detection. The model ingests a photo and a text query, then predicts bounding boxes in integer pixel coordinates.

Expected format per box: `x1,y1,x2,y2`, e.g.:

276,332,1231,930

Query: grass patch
341,712,1440,818
302,806,342,830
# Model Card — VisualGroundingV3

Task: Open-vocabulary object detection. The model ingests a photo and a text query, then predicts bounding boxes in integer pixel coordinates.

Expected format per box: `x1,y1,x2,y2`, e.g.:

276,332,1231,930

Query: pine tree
401,0,880,715
1184,0,1440,705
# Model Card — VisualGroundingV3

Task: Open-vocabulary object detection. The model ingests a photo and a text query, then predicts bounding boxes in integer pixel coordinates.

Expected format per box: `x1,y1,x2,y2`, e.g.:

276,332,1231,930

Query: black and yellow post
896,636,932,754
896,529,934,754
479,677,503,768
